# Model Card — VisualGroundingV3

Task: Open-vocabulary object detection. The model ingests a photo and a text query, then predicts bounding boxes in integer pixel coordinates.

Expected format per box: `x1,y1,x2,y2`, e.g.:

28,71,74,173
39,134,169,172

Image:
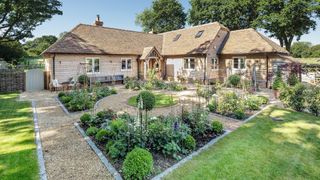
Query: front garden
79,90,224,179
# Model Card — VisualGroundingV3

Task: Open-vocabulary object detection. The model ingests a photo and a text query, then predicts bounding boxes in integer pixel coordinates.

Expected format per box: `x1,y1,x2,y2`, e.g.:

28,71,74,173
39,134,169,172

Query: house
42,16,292,88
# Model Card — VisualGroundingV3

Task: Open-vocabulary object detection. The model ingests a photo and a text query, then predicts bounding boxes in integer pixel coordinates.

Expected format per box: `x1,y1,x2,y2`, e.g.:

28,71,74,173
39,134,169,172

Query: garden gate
25,69,44,91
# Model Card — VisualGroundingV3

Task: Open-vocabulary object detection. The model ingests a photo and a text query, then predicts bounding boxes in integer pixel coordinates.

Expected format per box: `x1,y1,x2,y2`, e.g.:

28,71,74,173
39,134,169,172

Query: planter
273,89,280,99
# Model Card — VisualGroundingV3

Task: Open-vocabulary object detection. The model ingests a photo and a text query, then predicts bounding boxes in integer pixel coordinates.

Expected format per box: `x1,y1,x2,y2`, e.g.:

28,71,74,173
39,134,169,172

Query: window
86,58,99,73
233,57,246,70
121,58,132,71
195,30,204,38
173,34,181,41
184,58,195,70
211,58,218,70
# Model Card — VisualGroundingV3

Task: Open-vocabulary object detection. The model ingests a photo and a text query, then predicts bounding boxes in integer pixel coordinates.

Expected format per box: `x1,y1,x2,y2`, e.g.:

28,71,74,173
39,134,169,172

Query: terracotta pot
273,90,280,99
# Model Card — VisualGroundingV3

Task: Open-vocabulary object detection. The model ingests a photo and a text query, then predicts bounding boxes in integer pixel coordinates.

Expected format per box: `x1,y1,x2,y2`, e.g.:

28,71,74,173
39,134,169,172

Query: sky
32,0,320,45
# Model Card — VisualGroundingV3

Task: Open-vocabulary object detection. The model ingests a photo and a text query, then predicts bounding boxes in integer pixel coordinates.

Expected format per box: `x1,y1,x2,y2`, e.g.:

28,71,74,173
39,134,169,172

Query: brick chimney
94,15,103,26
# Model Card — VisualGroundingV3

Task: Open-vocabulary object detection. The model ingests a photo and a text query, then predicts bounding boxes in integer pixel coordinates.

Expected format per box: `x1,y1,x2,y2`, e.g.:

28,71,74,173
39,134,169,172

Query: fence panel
0,69,25,92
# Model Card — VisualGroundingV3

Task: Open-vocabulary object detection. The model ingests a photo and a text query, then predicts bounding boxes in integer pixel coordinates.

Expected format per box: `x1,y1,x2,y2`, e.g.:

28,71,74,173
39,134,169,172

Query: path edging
74,122,123,180
32,101,48,180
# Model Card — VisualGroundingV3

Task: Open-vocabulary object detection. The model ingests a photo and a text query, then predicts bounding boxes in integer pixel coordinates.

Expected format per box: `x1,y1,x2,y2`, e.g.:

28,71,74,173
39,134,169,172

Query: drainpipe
266,54,269,88
136,57,140,79
203,55,207,84
52,53,56,80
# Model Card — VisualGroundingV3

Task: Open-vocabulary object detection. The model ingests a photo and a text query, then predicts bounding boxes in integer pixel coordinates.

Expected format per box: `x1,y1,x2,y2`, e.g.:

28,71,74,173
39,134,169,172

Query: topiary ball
136,91,156,111
122,148,153,180
211,120,223,134
78,74,89,85
80,113,91,125
228,74,241,87
183,134,196,151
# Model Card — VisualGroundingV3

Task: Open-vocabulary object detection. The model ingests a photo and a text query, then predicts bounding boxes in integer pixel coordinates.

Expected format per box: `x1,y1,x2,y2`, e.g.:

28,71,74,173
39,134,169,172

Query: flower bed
208,91,269,120
58,86,117,112
79,91,224,179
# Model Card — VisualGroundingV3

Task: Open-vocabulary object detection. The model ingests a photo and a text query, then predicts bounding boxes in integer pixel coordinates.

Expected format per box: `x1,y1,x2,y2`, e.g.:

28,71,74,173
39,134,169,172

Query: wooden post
266,55,269,88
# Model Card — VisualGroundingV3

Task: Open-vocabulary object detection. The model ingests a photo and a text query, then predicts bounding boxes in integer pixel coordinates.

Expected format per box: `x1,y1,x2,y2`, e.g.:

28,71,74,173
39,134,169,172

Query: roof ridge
230,28,255,32
77,23,163,36
159,22,223,34
253,29,289,54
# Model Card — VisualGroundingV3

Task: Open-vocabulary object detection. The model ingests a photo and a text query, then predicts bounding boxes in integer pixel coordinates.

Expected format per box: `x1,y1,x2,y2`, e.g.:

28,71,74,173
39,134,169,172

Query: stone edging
31,101,48,180
55,97,71,115
152,105,272,179
74,122,123,180
152,131,231,180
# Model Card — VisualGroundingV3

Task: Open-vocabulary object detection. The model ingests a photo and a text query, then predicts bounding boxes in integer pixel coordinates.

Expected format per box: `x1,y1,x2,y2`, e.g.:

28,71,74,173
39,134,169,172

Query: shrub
208,101,217,112
272,71,284,90
305,86,320,116
187,108,210,136
67,90,94,111
80,113,91,124
136,91,156,111
245,95,262,111
110,88,117,94
58,92,66,98
287,73,299,86
234,109,246,120
289,83,306,112
60,95,72,104
106,140,127,159
211,121,223,134
163,141,181,160
122,148,153,180
228,74,241,87
95,129,108,142
110,119,127,135
216,91,238,115
182,135,196,151
96,109,115,120
86,127,99,136
257,95,269,105
78,74,89,84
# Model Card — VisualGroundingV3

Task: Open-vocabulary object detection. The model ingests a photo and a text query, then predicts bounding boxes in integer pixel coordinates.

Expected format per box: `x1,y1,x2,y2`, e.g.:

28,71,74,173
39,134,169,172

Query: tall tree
290,42,312,58
136,0,186,33
23,35,57,56
188,0,258,30
310,44,320,57
0,0,62,42
0,41,25,63
254,0,320,51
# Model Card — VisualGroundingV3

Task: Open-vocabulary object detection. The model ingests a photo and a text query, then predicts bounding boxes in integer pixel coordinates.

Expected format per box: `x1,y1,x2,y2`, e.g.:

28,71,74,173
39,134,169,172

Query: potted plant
272,71,283,99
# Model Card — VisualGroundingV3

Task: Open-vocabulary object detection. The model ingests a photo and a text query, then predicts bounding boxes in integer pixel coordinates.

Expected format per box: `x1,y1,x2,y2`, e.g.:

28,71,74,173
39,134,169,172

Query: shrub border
74,122,123,180
32,101,48,180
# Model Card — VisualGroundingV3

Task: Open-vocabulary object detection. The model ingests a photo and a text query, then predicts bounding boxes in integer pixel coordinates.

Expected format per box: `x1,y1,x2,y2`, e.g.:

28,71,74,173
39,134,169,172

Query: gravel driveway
20,91,113,180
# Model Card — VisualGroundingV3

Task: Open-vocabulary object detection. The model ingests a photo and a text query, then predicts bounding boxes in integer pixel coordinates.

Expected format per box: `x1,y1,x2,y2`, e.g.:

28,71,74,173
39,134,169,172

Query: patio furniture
52,79,63,91
67,77,77,90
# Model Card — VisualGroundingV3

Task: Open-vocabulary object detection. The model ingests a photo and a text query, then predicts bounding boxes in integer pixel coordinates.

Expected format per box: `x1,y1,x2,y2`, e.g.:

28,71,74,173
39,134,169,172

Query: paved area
20,91,113,180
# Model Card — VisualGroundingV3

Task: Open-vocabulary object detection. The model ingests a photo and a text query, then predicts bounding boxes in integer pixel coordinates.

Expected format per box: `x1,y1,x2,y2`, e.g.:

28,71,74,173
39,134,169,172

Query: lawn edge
74,122,123,180
32,101,47,180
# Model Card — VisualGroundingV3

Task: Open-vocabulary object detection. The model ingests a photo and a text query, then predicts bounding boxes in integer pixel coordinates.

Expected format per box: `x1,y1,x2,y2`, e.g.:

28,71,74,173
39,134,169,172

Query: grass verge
128,93,177,108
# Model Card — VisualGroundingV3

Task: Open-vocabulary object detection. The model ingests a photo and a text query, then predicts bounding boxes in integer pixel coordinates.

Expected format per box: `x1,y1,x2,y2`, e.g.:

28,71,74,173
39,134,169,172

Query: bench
90,75,124,84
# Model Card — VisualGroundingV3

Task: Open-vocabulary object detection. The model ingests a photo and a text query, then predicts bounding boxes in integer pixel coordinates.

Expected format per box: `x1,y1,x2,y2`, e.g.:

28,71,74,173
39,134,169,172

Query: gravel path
20,91,113,180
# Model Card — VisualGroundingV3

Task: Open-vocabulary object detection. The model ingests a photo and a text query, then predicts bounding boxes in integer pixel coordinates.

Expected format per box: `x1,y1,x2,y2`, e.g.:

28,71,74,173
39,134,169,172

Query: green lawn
128,93,177,108
165,107,320,180
0,93,39,180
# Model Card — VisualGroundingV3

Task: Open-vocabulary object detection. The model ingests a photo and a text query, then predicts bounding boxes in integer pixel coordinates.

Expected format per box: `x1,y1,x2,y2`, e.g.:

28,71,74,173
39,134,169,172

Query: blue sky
32,0,320,45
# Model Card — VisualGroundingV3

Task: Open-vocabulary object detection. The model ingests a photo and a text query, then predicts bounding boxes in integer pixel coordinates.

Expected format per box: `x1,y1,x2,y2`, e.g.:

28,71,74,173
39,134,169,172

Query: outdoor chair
51,79,63,91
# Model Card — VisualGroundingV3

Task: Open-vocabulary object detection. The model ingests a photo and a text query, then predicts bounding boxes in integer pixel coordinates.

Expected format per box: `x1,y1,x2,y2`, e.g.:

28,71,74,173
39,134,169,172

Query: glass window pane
184,59,189,69
86,59,92,73
127,59,132,69
121,60,126,69
190,59,195,69
240,58,245,69
94,59,99,72
233,58,239,69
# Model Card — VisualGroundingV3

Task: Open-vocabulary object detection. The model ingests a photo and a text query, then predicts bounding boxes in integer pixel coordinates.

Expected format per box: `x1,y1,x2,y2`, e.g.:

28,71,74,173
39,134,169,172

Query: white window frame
184,58,196,70
232,57,246,70
211,57,219,70
85,57,100,74
121,58,132,71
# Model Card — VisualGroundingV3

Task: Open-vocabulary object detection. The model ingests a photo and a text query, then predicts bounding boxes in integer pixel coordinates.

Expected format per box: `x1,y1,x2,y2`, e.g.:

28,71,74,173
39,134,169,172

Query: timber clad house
42,17,292,88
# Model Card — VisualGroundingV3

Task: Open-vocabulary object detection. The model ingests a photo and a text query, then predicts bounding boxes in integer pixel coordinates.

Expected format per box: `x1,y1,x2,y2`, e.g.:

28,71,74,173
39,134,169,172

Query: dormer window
173,34,181,41
195,30,204,38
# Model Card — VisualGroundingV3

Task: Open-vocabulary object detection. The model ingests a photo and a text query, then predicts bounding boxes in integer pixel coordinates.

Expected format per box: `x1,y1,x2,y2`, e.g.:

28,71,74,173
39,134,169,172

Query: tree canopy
135,0,186,33
0,0,62,42
291,42,320,58
23,35,57,56
0,41,25,63
188,0,320,51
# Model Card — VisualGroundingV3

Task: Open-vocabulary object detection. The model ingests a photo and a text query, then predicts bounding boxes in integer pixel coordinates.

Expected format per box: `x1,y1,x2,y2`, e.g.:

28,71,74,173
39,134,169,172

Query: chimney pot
94,14,103,26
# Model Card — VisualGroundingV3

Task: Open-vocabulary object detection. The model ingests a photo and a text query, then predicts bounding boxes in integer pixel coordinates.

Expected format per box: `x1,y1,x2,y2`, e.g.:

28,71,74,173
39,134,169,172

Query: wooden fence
0,69,25,92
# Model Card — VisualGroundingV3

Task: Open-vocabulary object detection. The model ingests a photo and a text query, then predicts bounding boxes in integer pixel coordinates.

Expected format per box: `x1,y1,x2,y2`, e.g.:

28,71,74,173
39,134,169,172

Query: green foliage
272,71,284,90
122,148,153,180
0,41,25,63
136,91,156,111
95,129,108,142
78,74,89,85
287,73,299,86
168,82,186,91
60,95,72,104
136,0,186,33
80,113,91,125
245,95,262,111
208,99,217,112
280,83,306,112
216,91,239,115
86,127,99,136
182,135,196,151
186,108,210,136
110,119,128,135
305,86,320,116
228,75,241,87
257,96,269,105
290,42,312,58
96,109,115,120
106,140,127,159
58,92,66,98
163,141,181,160
23,35,57,56
0,0,62,42
234,109,246,120
67,90,93,111
211,121,223,134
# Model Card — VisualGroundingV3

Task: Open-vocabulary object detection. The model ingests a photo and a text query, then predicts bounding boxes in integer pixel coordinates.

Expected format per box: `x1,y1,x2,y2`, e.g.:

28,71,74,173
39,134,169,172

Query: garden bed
78,90,224,180
128,94,177,108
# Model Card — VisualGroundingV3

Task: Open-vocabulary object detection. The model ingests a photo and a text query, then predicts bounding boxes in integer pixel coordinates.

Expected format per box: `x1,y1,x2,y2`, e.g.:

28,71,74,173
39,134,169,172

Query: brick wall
0,69,25,92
